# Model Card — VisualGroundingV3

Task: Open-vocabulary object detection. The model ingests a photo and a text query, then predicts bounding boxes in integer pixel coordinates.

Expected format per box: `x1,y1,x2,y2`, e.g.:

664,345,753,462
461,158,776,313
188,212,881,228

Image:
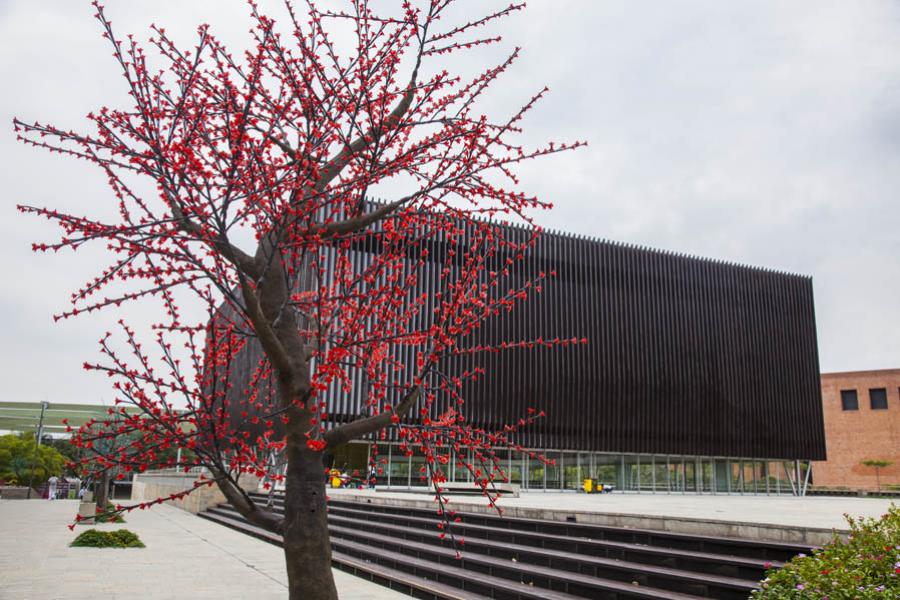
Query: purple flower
796,584,805,590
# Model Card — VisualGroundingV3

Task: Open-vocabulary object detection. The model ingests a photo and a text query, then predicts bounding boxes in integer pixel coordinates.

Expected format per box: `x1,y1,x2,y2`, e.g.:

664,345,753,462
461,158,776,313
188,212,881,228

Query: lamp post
26,401,50,499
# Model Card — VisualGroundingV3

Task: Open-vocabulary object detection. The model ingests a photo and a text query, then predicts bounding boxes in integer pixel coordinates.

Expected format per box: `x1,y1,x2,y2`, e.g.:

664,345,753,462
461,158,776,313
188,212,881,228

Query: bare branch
314,67,420,192
323,385,421,447
211,467,284,534
170,202,259,277
238,278,295,377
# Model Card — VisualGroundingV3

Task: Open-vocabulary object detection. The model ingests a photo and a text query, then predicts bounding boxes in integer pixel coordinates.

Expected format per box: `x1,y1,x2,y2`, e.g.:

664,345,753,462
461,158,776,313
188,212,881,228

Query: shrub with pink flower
752,505,899,598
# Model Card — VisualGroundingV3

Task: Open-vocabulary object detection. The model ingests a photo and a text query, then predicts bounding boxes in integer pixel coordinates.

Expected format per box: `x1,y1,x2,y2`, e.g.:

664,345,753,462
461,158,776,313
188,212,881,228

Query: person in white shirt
47,475,59,500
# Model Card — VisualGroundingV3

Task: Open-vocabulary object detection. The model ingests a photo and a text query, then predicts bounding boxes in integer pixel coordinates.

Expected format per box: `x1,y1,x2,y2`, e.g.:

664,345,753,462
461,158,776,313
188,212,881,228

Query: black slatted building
460,229,825,460
224,221,826,494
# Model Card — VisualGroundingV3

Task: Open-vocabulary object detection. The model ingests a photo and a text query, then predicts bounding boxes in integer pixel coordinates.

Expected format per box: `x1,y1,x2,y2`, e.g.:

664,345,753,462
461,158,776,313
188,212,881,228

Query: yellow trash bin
330,469,342,488
583,478,594,493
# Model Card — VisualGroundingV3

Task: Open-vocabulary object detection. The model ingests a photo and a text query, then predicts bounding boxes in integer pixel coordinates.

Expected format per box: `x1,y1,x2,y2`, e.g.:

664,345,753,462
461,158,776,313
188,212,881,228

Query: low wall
131,470,260,514
335,493,842,547
0,486,39,500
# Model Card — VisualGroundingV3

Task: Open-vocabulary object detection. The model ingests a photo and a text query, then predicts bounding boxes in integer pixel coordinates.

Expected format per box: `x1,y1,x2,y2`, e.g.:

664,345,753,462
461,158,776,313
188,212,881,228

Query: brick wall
812,369,900,491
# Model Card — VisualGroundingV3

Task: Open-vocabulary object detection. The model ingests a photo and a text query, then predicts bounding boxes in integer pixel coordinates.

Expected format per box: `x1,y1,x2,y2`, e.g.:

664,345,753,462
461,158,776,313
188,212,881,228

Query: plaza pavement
330,487,897,530
0,499,408,600
2,492,896,599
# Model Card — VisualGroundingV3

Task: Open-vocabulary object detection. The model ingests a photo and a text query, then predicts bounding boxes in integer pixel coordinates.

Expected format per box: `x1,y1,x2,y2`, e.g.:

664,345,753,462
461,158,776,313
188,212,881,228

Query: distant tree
0,433,65,487
60,423,194,509
860,459,893,493
46,437,84,477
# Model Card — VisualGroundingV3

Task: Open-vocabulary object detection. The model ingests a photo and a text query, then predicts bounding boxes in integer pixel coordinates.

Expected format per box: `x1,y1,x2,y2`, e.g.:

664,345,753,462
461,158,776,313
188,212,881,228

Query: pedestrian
368,466,377,489
47,475,59,501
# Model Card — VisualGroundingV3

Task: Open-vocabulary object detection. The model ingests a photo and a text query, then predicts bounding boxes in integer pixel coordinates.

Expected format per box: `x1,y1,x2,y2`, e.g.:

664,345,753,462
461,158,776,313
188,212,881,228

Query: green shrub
70,529,144,548
92,512,125,523
752,505,899,598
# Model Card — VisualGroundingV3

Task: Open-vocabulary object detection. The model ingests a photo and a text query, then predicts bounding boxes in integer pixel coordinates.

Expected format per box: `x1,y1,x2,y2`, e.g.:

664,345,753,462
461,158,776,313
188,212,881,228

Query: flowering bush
753,504,899,598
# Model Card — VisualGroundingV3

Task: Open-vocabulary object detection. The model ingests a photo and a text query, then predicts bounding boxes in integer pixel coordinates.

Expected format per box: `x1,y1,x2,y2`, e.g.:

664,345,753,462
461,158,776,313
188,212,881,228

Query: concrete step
329,530,700,600
326,522,749,599
248,491,806,562
324,503,779,580
319,496,809,563
205,506,729,599
197,510,490,600
213,504,761,597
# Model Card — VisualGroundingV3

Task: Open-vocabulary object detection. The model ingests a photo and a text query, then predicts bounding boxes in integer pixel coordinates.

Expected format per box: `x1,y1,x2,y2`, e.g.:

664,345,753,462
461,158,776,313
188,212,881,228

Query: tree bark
282,440,337,600
245,243,338,600
95,469,110,511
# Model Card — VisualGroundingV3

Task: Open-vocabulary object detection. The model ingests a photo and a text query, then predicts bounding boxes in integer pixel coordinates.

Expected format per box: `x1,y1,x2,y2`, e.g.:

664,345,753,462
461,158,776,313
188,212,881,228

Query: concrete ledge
0,486,39,500
333,493,842,547
379,483,521,498
132,470,259,514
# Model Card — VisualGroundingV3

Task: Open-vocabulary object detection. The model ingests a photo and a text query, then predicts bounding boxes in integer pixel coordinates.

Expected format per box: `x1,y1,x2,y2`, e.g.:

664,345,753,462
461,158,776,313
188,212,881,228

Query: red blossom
306,439,327,452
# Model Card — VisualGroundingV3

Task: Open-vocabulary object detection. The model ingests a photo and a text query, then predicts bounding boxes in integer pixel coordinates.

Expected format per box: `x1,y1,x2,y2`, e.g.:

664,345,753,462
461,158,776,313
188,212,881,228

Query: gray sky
1,1,898,406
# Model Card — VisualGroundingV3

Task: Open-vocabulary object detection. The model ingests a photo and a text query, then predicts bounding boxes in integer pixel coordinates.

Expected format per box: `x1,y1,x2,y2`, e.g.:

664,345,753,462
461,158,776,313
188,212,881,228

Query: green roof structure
0,401,138,437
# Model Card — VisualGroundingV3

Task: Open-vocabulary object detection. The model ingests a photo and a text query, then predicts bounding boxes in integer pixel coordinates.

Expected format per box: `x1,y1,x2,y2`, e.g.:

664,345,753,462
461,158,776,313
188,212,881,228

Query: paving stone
0,499,409,600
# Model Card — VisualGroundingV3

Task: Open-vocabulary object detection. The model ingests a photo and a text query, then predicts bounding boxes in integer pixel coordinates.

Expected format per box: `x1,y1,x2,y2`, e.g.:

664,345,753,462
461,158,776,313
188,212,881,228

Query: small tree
16,2,582,598
860,459,893,493
0,433,65,488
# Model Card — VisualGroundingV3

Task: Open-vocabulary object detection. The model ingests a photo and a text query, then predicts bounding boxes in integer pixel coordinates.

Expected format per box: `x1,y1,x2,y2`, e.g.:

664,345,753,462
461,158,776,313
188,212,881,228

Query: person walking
47,475,59,500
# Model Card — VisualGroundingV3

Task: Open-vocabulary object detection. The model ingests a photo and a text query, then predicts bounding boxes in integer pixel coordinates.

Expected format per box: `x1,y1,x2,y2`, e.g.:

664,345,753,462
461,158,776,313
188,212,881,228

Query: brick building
813,369,900,491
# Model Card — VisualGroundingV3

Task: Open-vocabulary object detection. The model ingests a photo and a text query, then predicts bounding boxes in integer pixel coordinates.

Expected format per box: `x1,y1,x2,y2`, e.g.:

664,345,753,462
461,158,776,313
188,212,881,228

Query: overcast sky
1,1,898,406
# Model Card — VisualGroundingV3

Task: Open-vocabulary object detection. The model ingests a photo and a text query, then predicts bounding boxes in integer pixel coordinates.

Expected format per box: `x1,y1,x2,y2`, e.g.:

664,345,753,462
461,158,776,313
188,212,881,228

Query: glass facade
358,442,810,495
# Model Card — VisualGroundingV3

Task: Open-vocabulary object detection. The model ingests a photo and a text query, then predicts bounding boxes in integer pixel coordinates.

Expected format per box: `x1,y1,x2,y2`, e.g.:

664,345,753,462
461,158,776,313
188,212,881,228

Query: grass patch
70,529,145,548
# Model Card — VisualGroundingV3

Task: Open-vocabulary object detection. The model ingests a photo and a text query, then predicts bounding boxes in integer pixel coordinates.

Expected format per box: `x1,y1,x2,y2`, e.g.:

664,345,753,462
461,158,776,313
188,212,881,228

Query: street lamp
26,401,50,499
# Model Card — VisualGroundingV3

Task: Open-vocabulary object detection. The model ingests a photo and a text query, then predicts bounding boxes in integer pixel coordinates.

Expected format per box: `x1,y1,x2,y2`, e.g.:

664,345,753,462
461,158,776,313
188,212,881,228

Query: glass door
527,454,545,490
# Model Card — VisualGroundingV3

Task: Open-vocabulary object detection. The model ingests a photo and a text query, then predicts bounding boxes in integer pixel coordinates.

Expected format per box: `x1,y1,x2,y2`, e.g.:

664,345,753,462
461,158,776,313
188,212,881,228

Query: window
870,388,888,410
840,389,858,411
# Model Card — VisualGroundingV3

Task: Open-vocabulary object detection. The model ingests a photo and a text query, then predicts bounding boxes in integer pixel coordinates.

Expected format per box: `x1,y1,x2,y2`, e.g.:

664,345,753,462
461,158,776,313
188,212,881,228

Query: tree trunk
250,237,337,598
95,469,110,511
282,442,338,600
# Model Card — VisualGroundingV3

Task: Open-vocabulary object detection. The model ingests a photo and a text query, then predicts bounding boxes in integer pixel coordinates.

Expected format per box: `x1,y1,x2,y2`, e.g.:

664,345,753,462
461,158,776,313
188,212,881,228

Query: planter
77,501,97,522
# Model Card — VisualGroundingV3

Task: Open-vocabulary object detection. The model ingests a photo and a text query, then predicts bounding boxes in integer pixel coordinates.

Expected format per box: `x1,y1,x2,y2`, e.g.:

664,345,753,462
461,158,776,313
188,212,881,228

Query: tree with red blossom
15,2,583,598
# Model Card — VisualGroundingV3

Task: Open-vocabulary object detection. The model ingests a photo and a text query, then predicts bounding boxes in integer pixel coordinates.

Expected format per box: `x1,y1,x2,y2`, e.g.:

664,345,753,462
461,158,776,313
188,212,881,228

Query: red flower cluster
306,439,327,452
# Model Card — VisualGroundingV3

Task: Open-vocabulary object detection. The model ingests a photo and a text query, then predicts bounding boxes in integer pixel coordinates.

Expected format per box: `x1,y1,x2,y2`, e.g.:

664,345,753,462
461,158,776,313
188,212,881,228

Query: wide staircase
199,491,807,600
